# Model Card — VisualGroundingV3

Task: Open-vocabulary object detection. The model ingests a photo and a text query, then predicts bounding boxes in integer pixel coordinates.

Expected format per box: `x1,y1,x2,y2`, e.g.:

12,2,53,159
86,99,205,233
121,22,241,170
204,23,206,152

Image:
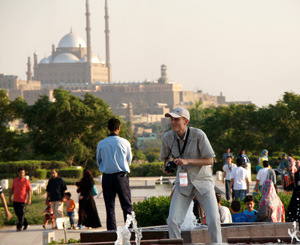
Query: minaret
33,52,38,78
158,64,168,84
26,57,32,82
105,0,111,82
85,0,92,65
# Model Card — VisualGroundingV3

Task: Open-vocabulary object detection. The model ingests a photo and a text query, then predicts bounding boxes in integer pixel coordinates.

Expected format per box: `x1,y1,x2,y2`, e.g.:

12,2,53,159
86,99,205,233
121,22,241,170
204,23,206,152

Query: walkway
0,176,257,245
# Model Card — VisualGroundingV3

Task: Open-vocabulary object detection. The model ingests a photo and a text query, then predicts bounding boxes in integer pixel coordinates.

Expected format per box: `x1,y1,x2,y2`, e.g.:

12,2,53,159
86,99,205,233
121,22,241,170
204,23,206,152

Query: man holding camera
160,107,222,243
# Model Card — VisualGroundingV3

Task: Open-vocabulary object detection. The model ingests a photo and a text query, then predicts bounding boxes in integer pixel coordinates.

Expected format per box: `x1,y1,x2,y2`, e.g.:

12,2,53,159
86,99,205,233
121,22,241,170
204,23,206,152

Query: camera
164,159,177,173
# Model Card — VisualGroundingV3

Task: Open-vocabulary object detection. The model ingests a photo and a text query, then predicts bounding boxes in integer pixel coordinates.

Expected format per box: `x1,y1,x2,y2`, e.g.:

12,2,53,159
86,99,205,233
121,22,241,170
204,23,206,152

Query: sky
1,0,300,107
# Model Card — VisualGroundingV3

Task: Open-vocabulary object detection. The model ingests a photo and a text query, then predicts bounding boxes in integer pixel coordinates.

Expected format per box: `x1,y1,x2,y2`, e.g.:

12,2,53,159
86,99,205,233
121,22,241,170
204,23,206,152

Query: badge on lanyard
179,172,188,186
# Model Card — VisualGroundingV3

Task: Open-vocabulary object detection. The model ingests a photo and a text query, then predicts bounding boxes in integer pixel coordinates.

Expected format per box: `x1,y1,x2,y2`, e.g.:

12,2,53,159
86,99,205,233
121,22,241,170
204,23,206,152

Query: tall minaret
85,0,92,65
105,0,111,82
26,57,32,82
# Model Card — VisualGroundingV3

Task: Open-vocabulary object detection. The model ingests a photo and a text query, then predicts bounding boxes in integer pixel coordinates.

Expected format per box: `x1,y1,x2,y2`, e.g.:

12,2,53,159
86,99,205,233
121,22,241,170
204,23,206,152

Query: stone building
0,74,52,105
30,0,110,85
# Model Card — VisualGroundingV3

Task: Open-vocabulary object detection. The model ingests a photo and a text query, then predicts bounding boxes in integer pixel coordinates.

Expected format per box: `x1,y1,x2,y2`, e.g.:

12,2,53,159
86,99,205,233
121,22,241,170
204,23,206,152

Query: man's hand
27,199,31,205
174,158,189,166
5,210,12,221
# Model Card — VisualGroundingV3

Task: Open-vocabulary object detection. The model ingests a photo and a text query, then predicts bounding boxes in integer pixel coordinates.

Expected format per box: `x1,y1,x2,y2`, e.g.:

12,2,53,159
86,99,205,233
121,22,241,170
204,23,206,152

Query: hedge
129,162,176,177
0,160,66,177
133,196,171,227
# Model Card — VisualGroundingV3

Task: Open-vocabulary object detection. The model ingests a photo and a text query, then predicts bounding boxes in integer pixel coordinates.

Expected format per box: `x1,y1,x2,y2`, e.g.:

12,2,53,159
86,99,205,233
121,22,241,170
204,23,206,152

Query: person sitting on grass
243,195,257,222
43,200,55,229
231,200,250,223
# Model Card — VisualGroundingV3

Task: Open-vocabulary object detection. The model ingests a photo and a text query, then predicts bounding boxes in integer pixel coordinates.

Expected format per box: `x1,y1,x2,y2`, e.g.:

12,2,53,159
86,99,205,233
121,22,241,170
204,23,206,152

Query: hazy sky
1,0,300,107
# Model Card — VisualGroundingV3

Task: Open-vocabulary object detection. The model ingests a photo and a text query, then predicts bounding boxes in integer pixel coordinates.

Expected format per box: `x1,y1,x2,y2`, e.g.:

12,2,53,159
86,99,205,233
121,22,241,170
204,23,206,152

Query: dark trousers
225,180,231,200
13,202,28,230
102,172,133,230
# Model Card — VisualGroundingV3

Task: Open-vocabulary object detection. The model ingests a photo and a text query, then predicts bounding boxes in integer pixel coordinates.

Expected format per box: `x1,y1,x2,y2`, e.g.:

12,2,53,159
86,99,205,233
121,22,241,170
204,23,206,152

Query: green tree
0,90,26,161
22,89,132,165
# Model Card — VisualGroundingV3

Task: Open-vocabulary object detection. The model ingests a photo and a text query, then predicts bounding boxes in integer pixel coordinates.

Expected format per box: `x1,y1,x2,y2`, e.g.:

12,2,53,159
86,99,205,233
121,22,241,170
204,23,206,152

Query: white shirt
223,163,237,180
219,205,232,223
230,166,249,190
257,167,270,186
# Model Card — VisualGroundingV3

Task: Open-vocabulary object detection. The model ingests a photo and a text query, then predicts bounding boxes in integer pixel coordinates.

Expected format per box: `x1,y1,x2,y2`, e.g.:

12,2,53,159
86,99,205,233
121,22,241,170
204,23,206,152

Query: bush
130,162,166,177
58,168,82,178
40,161,67,170
36,169,47,179
0,161,41,177
133,196,170,227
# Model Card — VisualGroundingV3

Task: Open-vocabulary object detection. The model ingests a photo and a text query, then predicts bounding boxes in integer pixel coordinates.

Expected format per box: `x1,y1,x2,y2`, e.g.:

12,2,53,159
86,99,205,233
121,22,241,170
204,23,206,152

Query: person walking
0,185,12,221
76,169,101,229
160,107,222,243
222,155,237,201
9,168,31,231
230,157,249,201
46,169,67,226
96,118,133,230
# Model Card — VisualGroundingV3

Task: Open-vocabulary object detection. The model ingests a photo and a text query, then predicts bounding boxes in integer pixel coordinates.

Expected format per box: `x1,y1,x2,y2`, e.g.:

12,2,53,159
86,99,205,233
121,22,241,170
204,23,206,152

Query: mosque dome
58,31,87,48
79,55,105,64
40,57,50,64
39,55,53,64
53,53,80,63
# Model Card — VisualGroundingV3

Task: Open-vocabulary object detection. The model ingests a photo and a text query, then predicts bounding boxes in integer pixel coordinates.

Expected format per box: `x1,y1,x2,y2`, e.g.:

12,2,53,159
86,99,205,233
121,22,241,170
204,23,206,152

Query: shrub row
129,162,176,177
0,160,67,177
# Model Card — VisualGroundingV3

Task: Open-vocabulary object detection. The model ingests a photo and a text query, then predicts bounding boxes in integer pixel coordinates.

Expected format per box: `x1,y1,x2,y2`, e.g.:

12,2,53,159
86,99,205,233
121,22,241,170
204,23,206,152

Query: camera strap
177,127,190,158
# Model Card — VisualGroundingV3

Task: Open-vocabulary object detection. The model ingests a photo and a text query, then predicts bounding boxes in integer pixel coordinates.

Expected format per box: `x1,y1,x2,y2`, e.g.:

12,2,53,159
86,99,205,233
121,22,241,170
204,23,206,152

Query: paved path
0,176,257,245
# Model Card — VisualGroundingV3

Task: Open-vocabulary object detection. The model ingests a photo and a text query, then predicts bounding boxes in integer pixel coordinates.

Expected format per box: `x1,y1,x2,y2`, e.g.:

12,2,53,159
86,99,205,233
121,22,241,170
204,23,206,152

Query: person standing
222,155,237,201
222,148,233,165
9,168,31,231
160,107,222,243
76,169,101,229
0,185,12,221
230,157,249,201
46,169,67,225
96,118,133,230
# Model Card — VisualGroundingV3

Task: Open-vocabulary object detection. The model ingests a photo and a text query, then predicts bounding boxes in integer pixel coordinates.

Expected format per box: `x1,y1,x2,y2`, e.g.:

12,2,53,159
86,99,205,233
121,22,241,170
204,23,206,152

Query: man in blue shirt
96,118,133,230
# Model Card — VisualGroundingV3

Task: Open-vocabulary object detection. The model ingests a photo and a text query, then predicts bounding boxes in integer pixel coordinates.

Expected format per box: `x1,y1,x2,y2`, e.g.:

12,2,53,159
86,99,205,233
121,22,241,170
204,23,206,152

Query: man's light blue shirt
96,135,132,174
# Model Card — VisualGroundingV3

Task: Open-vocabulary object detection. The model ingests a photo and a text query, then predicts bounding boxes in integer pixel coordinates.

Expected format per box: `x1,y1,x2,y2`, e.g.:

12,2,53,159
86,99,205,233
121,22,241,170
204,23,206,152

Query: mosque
0,0,251,130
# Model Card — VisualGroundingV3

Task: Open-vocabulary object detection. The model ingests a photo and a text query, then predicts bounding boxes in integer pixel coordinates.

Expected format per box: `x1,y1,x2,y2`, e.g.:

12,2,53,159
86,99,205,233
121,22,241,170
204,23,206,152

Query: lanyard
176,127,190,158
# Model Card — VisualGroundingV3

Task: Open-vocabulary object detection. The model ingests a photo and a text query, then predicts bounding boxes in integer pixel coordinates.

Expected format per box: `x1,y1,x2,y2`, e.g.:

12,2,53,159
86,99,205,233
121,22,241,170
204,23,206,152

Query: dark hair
263,160,269,168
236,157,243,166
277,157,281,161
244,195,254,203
82,169,94,183
108,118,120,132
216,192,222,203
18,168,25,172
65,192,71,197
231,200,241,212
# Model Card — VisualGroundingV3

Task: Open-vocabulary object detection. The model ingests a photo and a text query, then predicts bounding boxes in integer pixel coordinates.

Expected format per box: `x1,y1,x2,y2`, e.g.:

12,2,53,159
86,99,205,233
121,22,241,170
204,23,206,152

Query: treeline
1,89,299,171
189,92,300,161
0,89,133,168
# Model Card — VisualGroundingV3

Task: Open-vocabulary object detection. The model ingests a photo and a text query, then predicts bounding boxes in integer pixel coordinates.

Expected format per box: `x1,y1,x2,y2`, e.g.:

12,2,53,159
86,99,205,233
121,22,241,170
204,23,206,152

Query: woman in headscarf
255,180,285,222
286,186,300,227
257,149,268,172
76,169,101,229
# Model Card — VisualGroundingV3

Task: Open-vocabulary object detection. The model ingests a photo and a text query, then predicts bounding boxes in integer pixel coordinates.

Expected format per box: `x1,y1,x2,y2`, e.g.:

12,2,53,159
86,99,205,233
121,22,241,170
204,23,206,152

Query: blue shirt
232,213,250,223
96,135,132,174
243,210,257,222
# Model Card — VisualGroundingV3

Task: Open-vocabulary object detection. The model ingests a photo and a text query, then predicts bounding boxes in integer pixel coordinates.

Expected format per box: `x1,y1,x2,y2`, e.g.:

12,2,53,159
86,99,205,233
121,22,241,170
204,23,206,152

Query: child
43,200,55,229
231,200,250,223
216,192,232,223
243,195,257,222
65,192,76,229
